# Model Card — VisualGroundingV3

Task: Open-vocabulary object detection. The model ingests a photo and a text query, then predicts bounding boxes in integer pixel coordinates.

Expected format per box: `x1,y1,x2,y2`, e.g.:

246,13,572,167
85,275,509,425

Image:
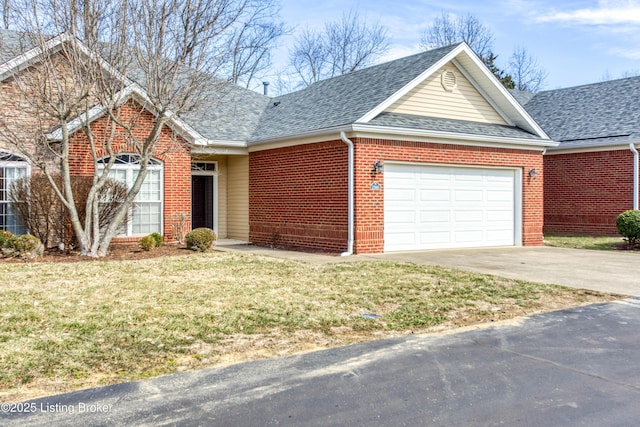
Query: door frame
191,161,219,234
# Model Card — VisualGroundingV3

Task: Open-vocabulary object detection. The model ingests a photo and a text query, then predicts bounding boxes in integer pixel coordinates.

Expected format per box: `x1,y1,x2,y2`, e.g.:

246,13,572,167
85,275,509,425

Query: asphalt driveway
4,298,640,426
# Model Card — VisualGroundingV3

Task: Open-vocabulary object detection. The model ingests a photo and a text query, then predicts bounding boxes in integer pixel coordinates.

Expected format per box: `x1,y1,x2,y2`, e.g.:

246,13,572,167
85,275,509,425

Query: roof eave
352,123,559,150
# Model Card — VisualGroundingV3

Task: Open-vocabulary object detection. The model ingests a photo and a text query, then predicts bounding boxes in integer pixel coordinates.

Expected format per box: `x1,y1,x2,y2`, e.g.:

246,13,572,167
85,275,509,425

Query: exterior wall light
528,168,538,179
371,161,383,175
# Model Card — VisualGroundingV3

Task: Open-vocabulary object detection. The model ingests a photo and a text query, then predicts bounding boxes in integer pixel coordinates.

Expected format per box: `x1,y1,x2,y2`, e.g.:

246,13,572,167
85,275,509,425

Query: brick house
519,78,640,236
0,29,557,254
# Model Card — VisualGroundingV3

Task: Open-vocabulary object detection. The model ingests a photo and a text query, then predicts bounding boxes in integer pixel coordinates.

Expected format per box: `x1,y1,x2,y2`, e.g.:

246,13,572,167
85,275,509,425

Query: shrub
1,234,44,259
185,227,216,252
150,232,163,247
0,230,12,248
616,210,640,247
139,235,156,252
9,174,130,250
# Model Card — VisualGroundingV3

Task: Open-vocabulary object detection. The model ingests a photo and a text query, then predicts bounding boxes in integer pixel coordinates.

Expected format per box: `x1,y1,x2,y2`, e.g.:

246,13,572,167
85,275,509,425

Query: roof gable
385,61,508,125
358,43,547,139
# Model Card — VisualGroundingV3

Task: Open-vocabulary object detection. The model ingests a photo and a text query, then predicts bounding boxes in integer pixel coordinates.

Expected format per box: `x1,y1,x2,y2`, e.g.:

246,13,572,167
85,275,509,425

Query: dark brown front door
191,175,214,229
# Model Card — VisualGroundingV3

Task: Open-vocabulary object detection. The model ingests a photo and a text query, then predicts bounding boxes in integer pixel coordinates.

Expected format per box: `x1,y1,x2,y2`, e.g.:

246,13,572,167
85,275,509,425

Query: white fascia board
356,44,468,123
454,50,549,139
45,85,208,145
351,123,559,150
450,58,514,126
545,142,640,155
191,145,248,156
248,124,353,149
0,32,72,81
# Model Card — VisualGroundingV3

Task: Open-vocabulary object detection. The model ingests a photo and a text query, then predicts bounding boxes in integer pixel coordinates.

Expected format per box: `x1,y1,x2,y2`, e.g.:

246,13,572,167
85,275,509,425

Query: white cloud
537,0,640,25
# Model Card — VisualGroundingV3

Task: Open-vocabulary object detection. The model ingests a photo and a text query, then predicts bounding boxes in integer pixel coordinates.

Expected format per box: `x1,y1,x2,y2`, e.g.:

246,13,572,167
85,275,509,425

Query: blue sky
273,0,640,90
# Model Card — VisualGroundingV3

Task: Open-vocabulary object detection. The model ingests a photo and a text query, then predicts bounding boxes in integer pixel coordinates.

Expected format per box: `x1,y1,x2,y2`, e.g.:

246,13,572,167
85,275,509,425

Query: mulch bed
1,244,193,263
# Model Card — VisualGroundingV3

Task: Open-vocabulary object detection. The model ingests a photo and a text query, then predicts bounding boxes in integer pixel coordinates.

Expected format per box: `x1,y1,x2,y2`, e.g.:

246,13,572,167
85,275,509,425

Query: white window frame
0,151,30,235
98,155,164,237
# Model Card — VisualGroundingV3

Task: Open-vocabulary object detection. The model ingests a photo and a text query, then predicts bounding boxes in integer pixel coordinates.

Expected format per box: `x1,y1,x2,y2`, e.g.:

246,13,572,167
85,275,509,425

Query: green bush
616,210,640,247
1,234,44,258
0,230,12,248
150,232,163,247
139,235,156,252
185,227,216,252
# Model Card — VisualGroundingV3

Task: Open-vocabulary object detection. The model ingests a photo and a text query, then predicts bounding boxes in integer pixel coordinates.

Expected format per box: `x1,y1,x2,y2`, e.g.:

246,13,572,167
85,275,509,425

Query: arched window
0,152,29,234
98,154,163,236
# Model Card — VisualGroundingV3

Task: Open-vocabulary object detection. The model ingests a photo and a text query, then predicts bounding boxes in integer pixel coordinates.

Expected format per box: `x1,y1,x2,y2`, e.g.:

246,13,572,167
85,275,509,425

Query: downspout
631,143,639,210
340,131,354,256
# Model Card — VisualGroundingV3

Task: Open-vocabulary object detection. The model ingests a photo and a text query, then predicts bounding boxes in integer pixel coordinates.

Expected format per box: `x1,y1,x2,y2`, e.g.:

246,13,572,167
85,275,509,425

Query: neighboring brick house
1,29,557,254
519,78,640,236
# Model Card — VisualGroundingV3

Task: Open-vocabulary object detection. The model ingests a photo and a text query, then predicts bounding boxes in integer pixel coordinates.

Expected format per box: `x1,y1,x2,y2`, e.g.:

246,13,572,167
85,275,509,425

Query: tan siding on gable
386,63,507,125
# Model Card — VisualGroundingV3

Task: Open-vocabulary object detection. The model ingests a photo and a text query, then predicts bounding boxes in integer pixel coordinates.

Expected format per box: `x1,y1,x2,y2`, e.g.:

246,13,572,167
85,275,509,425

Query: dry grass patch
0,252,622,402
544,235,631,251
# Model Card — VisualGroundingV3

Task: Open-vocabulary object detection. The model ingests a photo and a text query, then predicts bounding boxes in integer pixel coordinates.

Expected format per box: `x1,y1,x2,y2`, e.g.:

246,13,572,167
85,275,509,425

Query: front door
191,175,214,229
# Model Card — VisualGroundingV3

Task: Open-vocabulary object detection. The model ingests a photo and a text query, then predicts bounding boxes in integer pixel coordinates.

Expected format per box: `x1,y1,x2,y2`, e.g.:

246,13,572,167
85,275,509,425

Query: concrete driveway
356,246,640,296
218,242,640,296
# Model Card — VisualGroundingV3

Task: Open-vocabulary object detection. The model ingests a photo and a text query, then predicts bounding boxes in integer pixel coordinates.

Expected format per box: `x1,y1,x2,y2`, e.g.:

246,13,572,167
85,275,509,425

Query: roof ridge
538,74,640,95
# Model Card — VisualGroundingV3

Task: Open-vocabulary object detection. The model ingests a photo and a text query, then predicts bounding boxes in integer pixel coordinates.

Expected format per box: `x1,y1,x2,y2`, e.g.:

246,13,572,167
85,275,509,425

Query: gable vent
441,70,457,91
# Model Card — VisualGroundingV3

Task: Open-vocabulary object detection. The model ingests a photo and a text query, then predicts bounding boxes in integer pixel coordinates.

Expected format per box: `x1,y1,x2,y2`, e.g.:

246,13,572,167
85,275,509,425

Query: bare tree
508,46,547,92
224,1,288,88
290,10,389,87
0,0,274,256
601,69,640,81
290,29,327,87
420,12,494,59
2,0,10,29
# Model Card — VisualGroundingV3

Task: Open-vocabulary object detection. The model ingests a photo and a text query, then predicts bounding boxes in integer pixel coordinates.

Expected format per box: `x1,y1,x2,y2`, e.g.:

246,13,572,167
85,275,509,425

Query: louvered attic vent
441,70,457,91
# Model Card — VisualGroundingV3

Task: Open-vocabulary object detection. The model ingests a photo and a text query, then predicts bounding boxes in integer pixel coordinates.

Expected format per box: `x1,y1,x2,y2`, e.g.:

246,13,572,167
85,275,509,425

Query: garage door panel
420,210,450,223
385,210,416,224
386,189,416,202
487,190,513,202
454,230,484,244
487,210,513,221
454,190,483,202
384,164,516,251
421,189,450,202
419,231,452,245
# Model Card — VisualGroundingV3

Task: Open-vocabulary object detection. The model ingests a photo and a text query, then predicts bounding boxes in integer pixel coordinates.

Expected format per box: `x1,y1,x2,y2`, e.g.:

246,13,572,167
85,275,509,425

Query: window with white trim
0,152,28,235
98,154,163,236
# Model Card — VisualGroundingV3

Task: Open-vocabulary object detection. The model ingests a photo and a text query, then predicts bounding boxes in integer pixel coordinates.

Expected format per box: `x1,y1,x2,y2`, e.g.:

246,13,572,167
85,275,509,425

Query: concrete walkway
216,242,640,296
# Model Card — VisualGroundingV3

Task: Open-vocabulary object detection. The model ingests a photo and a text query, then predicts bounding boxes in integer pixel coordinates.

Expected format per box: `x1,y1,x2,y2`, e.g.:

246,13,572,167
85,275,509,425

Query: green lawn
544,235,629,251
0,251,620,402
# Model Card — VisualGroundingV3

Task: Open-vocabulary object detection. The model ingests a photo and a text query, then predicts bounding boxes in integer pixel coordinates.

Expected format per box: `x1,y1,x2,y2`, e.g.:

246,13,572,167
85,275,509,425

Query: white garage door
384,163,517,252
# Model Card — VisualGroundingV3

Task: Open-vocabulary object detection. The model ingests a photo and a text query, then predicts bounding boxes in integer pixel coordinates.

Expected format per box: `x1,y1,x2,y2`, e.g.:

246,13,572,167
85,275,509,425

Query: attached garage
384,163,521,252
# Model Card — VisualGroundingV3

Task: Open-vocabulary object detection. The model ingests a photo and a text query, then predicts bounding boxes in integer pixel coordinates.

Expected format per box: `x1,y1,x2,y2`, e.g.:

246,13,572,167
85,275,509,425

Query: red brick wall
68,100,192,242
352,138,544,253
249,140,349,252
544,149,635,236
249,137,544,254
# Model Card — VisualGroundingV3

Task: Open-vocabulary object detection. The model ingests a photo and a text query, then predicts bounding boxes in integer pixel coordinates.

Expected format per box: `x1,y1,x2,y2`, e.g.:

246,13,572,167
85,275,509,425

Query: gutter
340,131,354,256
631,143,639,210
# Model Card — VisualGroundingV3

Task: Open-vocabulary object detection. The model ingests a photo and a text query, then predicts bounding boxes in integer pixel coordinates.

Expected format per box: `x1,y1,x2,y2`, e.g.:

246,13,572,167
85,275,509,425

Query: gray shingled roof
0,29,36,62
523,76,640,149
249,44,462,142
181,82,269,142
369,112,544,140
1,30,542,145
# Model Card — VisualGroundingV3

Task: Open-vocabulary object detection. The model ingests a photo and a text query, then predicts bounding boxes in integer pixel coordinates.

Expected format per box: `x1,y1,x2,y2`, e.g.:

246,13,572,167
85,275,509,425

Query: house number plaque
370,181,381,191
